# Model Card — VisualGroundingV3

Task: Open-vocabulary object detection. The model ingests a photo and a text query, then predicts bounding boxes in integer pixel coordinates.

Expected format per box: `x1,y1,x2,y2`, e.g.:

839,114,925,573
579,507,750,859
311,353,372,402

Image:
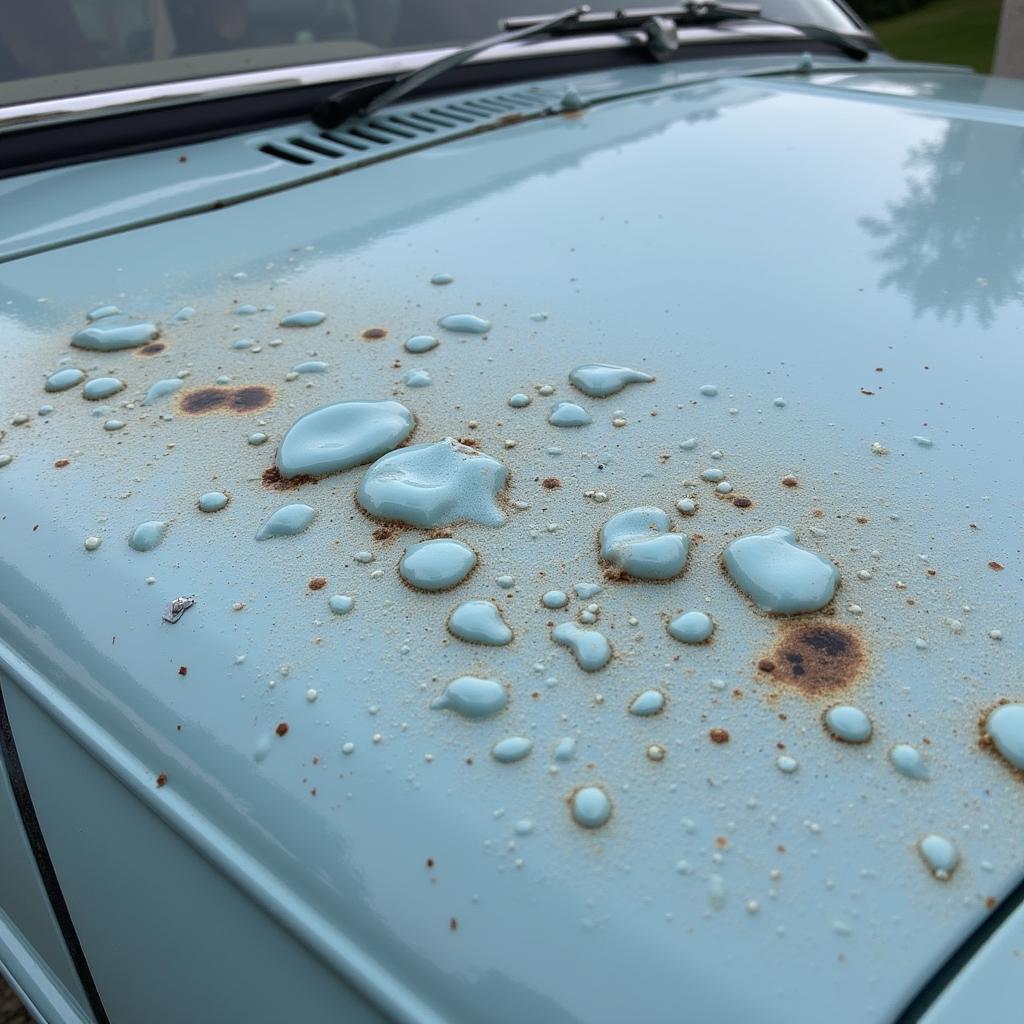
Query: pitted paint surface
1,64,1023,1024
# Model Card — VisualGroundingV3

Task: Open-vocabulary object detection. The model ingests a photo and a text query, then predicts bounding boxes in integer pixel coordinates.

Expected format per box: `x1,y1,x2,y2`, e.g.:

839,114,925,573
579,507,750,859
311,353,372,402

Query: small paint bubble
542,590,569,609
104,419,125,431
699,384,718,397
128,520,167,552
438,313,490,334
985,704,1024,769
675,498,696,515
431,676,507,719
554,737,577,761
353,550,375,564
404,369,432,388
508,393,531,408
279,310,326,328
82,377,126,401
571,786,611,829
989,629,1003,641
667,610,714,644
700,467,725,483
552,622,612,671
83,536,102,551
912,436,933,447
430,272,454,285
776,754,798,774
773,398,786,408
918,835,959,880
890,744,928,780
404,335,438,353
44,368,85,392
824,705,872,744
568,364,654,398
496,575,516,589
198,491,229,513
548,402,592,427
248,432,269,446
447,600,513,646
646,745,666,762
715,481,733,495
399,539,476,591
306,688,318,703
629,690,665,716
492,737,533,763
292,360,329,374
255,503,315,540
342,742,355,754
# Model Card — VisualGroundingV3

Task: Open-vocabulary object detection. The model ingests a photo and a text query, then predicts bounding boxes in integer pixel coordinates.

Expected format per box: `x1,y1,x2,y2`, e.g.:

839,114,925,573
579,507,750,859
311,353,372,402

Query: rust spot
781,476,799,488
179,384,274,415
457,436,480,447
361,327,388,341
855,515,868,524
759,623,865,695
372,524,398,542
308,576,327,591
542,477,561,489
262,465,315,490
989,560,1005,571
709,728,730,744
715,835,729,849
155,772,168,788
275,721,289,737
986,896,997,909
449,916,458,932
732,496,752,509
137,342,166,356
426,858,435,869
53,459,70,468
178,665,188,676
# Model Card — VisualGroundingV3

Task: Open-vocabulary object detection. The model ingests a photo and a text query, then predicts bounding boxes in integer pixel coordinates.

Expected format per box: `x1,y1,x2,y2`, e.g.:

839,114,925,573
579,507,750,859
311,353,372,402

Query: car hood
2,59,1023,1024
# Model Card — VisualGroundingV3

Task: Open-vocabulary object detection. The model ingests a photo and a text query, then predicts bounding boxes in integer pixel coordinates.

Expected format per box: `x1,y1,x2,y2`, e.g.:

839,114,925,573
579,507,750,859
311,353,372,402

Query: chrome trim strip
0,25,868,133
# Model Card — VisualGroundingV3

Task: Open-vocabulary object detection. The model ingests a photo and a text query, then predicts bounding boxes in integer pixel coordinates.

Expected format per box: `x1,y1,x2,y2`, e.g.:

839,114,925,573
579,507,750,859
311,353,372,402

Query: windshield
0,1,863,106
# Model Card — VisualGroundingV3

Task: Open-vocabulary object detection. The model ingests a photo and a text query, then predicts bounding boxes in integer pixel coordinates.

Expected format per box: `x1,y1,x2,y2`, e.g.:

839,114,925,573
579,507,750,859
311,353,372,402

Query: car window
0,1,863,105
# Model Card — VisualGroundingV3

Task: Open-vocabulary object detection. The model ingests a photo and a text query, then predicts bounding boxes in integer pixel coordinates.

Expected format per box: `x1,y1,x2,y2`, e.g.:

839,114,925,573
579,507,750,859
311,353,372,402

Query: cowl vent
257,87,558,166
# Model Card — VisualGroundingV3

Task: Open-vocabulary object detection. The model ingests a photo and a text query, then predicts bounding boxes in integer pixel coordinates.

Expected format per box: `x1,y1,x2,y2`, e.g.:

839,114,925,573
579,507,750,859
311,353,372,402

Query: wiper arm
313,6,589,129
312,2,868,130
504,3,869,62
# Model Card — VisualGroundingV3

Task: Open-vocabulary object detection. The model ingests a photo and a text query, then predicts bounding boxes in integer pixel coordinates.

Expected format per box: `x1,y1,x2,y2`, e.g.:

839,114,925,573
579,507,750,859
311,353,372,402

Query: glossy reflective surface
1,57,1024,1024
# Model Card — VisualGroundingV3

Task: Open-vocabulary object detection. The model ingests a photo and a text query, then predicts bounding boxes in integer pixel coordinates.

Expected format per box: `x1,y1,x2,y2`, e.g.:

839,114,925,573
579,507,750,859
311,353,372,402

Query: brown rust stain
361,327,388,341
136,342,167,356
732,496,752,509
155,772,168,788
275,722,289,737
308,576,327,591
262,465,316,490
541,477,561,489
709,728,730,744
179,384,275,415
757,622,866,695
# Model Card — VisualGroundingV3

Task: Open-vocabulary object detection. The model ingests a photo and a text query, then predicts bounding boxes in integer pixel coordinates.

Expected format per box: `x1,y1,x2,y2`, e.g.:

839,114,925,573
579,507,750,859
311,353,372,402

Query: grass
869,0,1002,73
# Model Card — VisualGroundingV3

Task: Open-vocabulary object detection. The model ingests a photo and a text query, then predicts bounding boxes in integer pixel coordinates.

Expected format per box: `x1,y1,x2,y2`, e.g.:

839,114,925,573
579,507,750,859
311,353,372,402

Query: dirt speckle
155,772,168,788
709,727,730,744
276,722,289,737
308,576,327,591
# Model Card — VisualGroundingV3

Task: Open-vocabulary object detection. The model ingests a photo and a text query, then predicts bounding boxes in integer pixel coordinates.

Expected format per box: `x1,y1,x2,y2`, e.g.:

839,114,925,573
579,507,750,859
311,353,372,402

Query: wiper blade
313,6,589,129
311,2,868,129
504,3,869,62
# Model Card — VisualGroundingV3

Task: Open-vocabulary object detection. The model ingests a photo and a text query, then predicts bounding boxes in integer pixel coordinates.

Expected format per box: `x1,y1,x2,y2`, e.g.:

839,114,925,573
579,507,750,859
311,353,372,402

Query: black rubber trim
0,35,878,179
893,869,1024,1022
0,678,111,1024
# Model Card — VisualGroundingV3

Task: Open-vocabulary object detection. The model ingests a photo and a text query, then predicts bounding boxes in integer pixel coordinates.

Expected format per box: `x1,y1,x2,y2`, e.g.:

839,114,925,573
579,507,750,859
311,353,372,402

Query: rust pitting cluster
179,384,275,415
757,622,865,695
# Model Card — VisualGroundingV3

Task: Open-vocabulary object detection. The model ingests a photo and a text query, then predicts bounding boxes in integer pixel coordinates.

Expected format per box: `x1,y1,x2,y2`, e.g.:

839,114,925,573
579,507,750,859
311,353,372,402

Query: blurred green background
850,0,1002,72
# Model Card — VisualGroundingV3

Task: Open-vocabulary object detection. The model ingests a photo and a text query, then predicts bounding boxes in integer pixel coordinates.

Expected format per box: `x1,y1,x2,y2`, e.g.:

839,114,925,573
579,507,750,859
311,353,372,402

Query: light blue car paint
1,53,1023,1024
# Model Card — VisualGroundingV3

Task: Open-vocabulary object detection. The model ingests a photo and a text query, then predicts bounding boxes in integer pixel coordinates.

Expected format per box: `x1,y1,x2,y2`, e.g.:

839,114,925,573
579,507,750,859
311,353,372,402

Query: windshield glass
0,1,863,106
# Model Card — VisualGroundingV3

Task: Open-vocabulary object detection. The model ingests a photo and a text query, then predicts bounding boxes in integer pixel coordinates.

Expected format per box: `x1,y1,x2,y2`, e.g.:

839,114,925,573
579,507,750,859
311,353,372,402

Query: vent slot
257,86,556,168
258,143,313,166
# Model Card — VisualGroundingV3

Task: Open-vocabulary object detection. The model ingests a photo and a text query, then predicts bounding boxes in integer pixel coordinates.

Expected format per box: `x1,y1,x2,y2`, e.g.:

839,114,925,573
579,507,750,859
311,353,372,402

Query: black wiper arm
504,3,869,62
313,6,589,129
312,2,868,129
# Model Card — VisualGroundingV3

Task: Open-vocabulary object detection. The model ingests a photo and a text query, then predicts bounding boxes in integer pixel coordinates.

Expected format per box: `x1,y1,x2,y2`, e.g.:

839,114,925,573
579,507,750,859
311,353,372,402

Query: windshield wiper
313,6,589,129
312,2,868,130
